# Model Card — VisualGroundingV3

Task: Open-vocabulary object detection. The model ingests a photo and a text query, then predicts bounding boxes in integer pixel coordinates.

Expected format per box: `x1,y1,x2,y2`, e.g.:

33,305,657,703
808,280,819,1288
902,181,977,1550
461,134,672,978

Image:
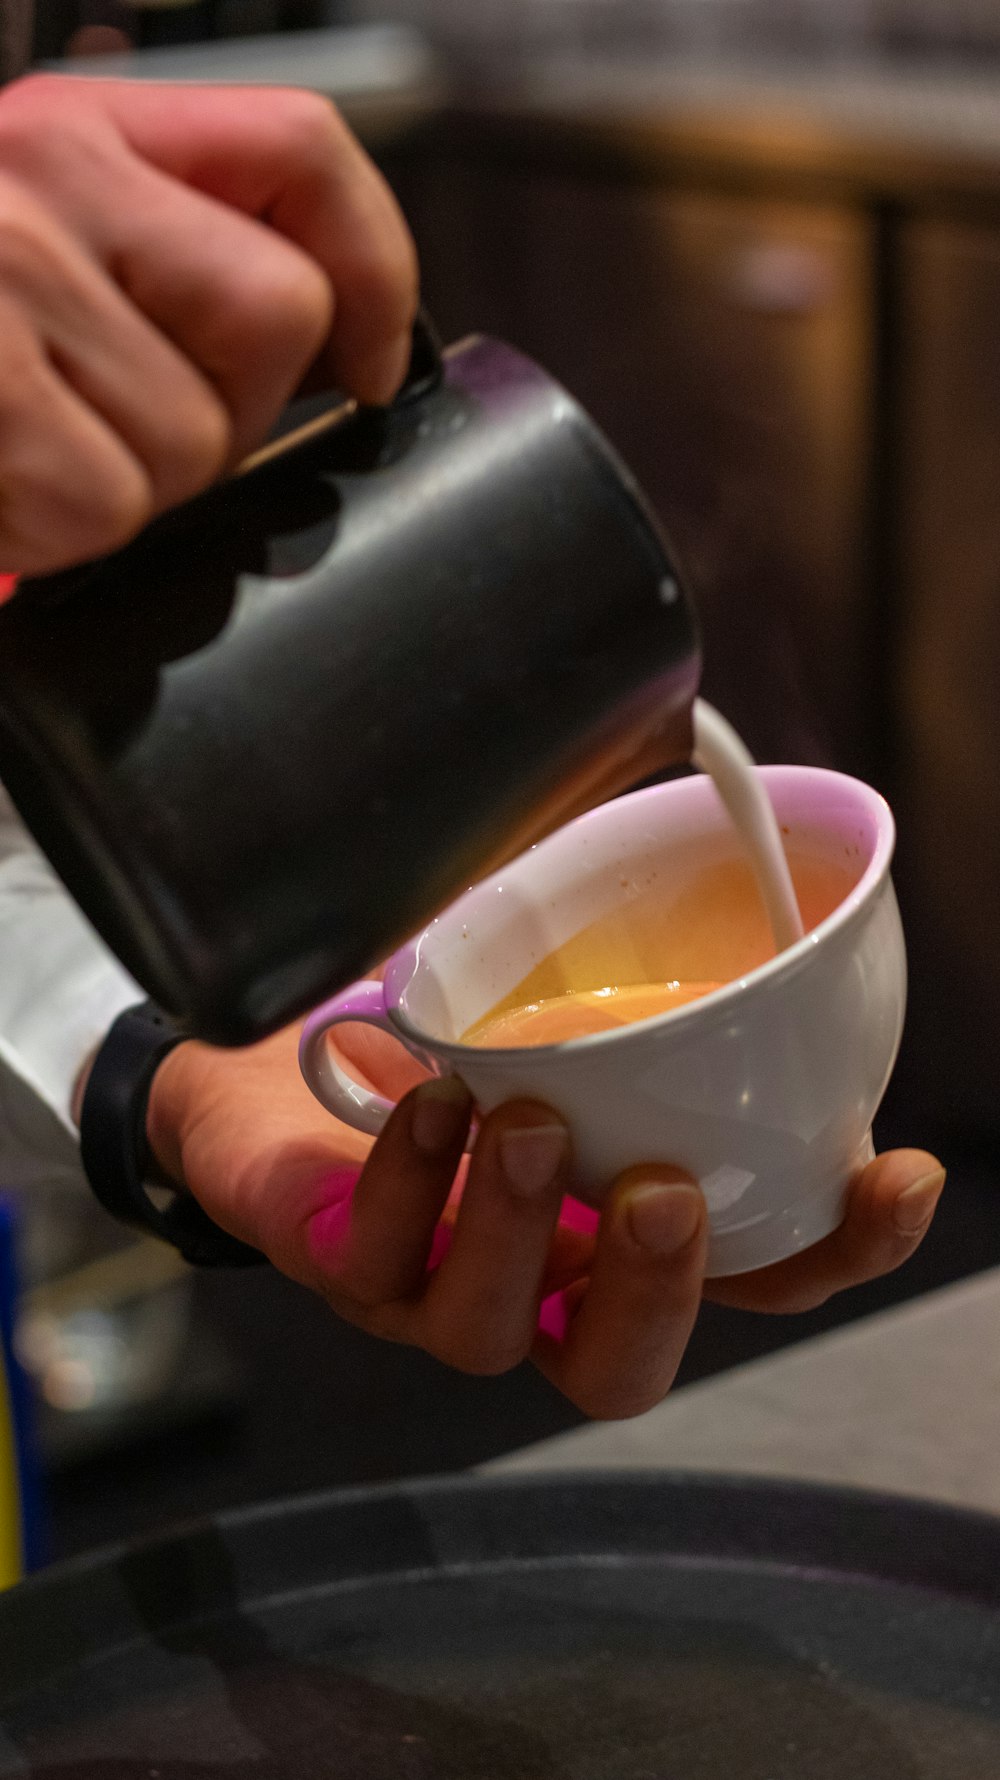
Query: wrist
72,1030,193,1186
78,1002,265,1268
144,1039,198,1187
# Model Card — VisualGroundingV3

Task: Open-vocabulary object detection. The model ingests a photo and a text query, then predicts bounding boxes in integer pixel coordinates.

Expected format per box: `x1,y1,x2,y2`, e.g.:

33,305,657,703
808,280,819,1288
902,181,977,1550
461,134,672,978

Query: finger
332,1020,431,1101
104,167,335,462
536,1195,603,1298
317,1077,472,1309
0,186,233,518
0,299,155,571
416,1101,571,1376
704,1149,946,1314
87,81,419,406
540,1218,598,1297
533,1167,707,1419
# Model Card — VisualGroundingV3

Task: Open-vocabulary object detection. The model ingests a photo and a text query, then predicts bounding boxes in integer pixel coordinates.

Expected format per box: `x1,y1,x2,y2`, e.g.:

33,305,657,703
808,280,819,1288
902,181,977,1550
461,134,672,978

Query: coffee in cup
460,846,857,1050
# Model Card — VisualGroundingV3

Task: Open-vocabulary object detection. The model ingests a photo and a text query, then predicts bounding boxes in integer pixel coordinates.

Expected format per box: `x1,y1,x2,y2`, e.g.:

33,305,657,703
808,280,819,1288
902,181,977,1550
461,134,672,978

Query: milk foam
691,700,804,954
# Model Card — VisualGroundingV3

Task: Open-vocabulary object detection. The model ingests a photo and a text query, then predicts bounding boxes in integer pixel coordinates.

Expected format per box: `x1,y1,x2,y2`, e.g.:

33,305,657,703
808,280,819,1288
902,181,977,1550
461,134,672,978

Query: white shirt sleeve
0,784,140,1189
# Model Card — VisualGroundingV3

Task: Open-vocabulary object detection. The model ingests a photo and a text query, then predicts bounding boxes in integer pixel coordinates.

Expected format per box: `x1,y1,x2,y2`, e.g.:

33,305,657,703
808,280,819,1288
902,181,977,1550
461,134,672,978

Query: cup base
703,1132,875,1278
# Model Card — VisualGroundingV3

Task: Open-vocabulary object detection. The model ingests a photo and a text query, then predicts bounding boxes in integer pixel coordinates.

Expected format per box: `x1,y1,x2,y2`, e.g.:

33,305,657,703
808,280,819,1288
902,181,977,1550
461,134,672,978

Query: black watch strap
79,1000,266,1268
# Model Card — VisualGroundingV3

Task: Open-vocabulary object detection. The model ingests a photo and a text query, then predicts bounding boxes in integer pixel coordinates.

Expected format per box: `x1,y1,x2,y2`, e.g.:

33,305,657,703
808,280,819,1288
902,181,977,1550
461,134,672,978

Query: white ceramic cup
299,767,906,1276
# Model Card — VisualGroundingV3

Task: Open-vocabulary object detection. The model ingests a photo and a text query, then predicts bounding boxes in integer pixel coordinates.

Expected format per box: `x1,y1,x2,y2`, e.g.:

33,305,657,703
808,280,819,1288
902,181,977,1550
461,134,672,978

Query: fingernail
626,1181,704,1256
892,1166,946,1235
351,331,413,406
410,1076,471,1158
499,1123,569,1198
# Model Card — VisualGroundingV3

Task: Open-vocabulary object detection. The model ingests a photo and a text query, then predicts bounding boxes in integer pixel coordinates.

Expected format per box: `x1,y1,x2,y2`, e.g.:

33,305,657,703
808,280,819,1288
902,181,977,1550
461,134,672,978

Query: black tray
2,1472,999,1777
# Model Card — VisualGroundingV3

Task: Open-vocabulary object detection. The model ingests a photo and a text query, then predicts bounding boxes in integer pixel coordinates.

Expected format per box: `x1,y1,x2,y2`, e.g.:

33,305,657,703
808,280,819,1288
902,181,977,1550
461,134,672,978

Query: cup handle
299,980,430,1138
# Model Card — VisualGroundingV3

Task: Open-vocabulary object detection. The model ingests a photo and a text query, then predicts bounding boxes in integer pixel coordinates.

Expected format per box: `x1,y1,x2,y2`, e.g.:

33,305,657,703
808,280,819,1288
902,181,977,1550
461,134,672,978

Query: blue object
0,1197,44,1582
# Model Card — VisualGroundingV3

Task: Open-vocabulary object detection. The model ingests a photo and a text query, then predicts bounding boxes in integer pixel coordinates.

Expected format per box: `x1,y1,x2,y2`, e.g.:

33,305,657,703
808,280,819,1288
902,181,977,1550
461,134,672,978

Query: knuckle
1,72,69,113
434,1330,530,1379
0,318,42,396
331,1262,419,1328
160,392,233,495
229,249,333,369
571,1380,663,1422
394,229,422,318
364,1306,409,1347
317,1278,369,1329
346,228,419,334
334,1270,386,1314
273,259,334,358
3,459,152,566
188,395,233,480
0,193,66,295
770,1284,833,1315
0,78,103,179
81,463,154,555
14,434,154,557
0,75,58,145
275,88,345,160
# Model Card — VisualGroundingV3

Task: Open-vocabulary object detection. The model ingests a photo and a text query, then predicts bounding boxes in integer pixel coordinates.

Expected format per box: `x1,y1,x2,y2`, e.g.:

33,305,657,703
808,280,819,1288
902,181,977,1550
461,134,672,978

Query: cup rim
385,765,896,1061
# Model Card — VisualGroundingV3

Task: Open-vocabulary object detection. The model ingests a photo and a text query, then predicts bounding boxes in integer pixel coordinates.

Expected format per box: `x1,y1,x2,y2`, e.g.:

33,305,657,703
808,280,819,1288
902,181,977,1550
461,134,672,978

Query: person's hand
144,1020,945,1420
0,74,418,574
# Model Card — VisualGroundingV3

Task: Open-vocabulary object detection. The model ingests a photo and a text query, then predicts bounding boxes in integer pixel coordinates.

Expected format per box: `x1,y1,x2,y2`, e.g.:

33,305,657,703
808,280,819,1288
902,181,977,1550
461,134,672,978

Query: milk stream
691,699,804,955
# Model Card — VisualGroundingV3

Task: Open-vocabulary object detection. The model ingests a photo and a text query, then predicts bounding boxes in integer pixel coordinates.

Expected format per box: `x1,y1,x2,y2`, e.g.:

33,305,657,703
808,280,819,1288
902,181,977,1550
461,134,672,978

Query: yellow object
0,1352,22,1589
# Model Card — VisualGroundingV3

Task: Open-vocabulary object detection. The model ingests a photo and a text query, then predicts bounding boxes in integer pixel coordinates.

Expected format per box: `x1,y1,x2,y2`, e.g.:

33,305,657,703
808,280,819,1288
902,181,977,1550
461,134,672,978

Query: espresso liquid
462,847,856,1048
464,979,724,1047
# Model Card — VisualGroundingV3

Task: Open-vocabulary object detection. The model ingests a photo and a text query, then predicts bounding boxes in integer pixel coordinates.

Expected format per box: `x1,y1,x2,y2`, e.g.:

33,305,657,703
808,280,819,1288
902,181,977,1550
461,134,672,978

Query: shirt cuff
0,805,140,1181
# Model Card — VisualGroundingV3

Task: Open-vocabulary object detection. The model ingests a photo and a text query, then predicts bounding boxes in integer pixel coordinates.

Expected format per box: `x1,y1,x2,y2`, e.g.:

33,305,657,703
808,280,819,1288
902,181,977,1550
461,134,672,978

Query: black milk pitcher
0,323,701,1044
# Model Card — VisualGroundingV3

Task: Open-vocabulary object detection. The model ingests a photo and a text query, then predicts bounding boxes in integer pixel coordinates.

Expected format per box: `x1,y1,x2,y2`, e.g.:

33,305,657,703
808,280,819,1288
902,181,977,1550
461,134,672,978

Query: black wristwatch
79,1000,266,1268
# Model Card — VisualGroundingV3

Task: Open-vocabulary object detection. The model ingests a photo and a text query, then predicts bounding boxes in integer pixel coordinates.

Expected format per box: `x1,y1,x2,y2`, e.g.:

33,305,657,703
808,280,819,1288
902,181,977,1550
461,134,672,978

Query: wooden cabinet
895,219,1000,1126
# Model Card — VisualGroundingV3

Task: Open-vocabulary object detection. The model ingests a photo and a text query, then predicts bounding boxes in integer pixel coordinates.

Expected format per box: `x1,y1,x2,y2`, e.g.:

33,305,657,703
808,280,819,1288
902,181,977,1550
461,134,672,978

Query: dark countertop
488,1257,1000,1515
